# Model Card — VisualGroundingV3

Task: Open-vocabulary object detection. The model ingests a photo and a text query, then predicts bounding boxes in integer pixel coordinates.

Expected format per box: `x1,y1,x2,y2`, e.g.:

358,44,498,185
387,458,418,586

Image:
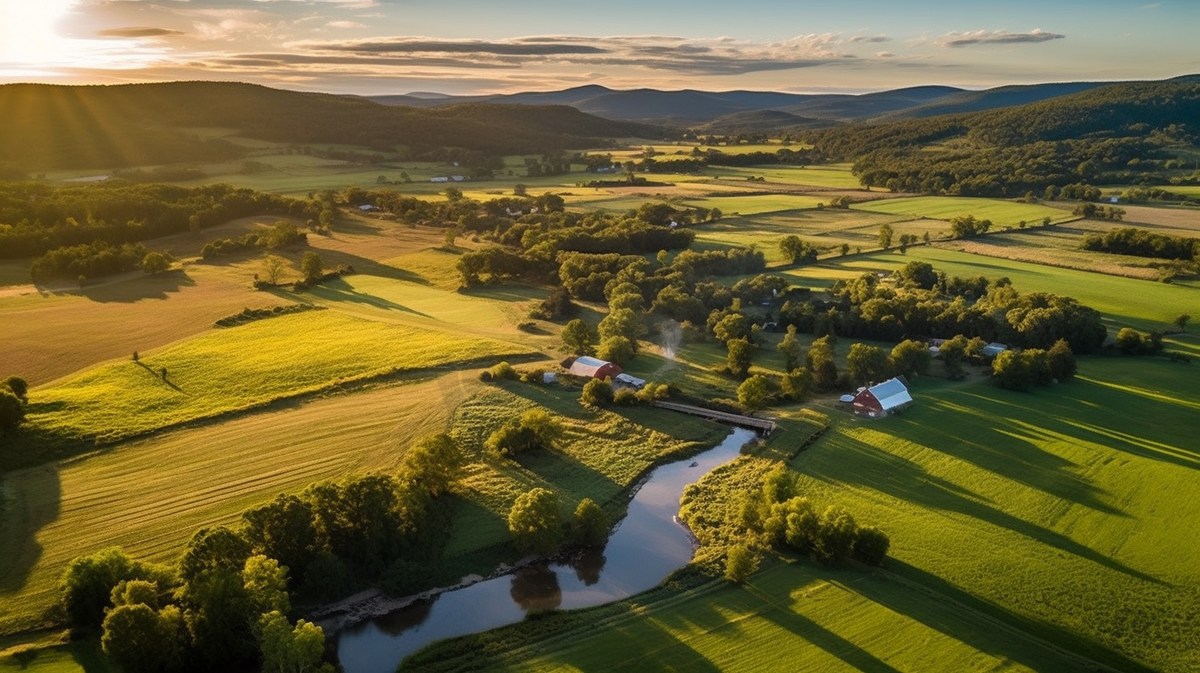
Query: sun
0,0,80,70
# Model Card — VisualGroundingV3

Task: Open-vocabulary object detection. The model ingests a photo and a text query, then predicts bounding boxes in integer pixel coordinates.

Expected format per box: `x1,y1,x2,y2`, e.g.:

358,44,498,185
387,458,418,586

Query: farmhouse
851,377,913,418
568,356,622,380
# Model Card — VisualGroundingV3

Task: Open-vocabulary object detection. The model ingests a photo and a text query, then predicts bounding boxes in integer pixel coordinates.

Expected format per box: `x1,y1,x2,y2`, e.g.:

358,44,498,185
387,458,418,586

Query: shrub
852,526,891,566
613,387,639,406
724,545,759,583
508,488,563,555
580,379,614,409
572,499,609,547
481,361,518,382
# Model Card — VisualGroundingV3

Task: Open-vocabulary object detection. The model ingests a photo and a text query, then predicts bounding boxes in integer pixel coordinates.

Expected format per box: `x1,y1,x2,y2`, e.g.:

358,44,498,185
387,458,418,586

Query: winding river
336,426,756,673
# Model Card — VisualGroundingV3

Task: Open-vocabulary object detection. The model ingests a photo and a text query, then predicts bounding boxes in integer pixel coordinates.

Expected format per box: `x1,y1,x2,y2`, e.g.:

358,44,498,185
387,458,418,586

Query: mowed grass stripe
0,374,481,634
851,195,1072,227
27,310,535,443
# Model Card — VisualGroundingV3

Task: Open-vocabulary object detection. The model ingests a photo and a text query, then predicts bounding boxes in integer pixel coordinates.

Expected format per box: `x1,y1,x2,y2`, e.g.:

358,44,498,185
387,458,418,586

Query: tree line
1082,227,1200,261
0,181,312,259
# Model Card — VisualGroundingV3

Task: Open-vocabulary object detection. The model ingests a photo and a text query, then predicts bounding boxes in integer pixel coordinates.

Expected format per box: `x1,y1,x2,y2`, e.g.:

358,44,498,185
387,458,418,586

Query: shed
852,377,913,418
982,342,1008,358
568,356,622,380
613,373,646,390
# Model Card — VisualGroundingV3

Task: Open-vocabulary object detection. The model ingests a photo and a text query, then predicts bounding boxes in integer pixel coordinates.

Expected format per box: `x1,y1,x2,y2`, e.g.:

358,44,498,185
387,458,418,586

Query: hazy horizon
2,1,1197,96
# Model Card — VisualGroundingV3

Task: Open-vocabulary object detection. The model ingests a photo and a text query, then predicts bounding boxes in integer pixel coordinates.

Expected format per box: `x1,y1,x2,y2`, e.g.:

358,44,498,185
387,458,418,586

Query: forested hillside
806,81,1200,196
0,82,663,171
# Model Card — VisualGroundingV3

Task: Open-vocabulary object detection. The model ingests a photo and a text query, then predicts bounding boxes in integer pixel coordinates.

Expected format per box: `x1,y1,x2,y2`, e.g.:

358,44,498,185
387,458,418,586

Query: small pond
336,427,756,673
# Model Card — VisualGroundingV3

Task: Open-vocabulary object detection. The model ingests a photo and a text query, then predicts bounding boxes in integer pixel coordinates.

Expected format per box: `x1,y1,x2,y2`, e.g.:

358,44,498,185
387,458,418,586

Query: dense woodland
805,81,1200,196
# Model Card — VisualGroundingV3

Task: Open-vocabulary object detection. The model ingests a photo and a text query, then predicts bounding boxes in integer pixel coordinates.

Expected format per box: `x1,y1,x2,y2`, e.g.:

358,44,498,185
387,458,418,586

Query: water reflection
336,427,755,673
570,547,606,586
510,565,562,612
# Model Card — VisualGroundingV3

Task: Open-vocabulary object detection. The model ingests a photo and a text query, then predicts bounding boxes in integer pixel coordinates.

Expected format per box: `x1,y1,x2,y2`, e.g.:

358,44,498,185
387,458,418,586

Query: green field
412,358,1200,673
852,196,1073,228
26,310,536,443
681,194,829,216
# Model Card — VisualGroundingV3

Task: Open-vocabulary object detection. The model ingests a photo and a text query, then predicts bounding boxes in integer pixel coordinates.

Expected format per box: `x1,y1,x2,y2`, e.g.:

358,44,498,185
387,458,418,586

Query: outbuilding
613,373,646,390
851,377,913,418
568,356,622,380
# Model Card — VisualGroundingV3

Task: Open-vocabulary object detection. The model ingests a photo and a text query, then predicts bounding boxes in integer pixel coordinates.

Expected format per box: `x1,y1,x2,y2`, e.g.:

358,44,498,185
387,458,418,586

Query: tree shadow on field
863,560,1158,673
547,618,723,673
802,433,1164,587
0,464,61,598
78,269,195,303
307,277,433,317
892,396,1127,517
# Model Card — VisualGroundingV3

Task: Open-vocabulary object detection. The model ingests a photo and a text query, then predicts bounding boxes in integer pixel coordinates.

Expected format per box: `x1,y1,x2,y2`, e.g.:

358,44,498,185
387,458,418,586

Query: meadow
24,309,536,444
851,196,1073,228
409,357,1200,673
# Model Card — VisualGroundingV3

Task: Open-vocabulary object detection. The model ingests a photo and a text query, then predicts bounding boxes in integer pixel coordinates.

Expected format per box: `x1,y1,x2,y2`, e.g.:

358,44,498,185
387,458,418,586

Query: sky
0,0,1197,96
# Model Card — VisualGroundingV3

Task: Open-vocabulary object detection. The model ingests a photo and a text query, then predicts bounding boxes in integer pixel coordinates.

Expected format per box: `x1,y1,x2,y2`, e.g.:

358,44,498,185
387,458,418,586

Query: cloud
295,34,857,75
937,29,1065,48
876,51,895,58
317,38,609,56
849,35,890,44
326,21,365,29
96,27,185,38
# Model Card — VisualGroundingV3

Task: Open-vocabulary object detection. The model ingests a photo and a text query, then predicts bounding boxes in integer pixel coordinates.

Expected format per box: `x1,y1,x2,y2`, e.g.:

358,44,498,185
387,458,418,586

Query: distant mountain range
367,76,1200,129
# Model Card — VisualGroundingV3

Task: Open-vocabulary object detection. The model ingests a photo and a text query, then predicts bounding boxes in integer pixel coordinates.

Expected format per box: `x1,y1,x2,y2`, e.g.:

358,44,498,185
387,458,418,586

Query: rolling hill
0,82,664,171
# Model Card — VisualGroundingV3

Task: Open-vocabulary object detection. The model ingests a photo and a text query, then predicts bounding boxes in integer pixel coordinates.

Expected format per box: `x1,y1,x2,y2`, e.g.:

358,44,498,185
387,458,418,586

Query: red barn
568,356,622,380
852,377,913,418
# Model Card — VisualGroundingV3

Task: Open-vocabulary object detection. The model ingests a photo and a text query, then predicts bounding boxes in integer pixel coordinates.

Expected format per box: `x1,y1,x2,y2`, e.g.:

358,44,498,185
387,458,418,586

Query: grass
405,560,1104,673
25,309,536,444
680,194,829,216
707,164,864,189
410,357,1200,673
0,373,486,635
852,196,1072,228
0,641,113,673
783,359,1200,672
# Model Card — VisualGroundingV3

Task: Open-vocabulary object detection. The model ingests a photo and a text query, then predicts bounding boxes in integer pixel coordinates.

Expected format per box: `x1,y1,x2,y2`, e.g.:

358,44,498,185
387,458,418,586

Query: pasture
404,560,1101,673
411,357,1200,673
24,309,536,444
0,373,483,635
852,196,1073,228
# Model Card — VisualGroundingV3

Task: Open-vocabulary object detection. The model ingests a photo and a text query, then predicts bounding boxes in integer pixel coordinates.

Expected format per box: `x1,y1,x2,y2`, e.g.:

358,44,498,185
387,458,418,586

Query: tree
261,254,287,285
1116,327,1144,354
243,554,291,616
241,494,318,585
141,251,169,275
890,339,932,378
713,312,752,344
1047,339,1077,381
596,335,634,366
598,308,645,348
101,604,165,673
317,207,334,233
401,433,463,497
179,526,252,584
878,223,894,249
300,252,323,282
580,378,613,409
780,368,812,402
852,526,890,566
0,389,24,436
561,319,596,356
727,337,755,379
846,343,891,386
895,260,937,290
1175,313,1191,331
779,235,817,265
508,488,563,555
777,325,802,372
724,544,759,583
2,375,27,402
807,335,839,391
257,611,334,673
814,506,857,566
513,183,528,196
572,498,609,547
60,548,175,629
737,374,771,412
444,186,463,202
